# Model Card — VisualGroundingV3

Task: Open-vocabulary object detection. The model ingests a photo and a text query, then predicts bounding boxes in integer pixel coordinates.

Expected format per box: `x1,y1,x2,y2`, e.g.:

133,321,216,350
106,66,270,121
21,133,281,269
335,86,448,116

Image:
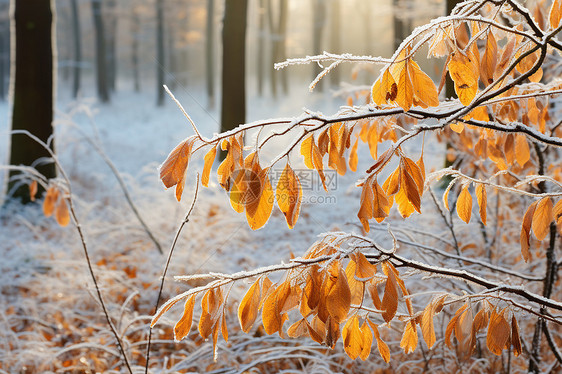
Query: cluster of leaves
152,0,562,366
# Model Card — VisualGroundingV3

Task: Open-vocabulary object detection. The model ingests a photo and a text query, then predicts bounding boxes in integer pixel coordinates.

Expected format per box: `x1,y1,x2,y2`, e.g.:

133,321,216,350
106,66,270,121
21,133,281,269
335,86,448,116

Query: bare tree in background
206,0,215,108
156,0,165,106
329,0,341,87
311,0,326,91
105,0,117,92
220,0,247,136
70,0,81,98
131,4,140,92
8,0,56,202
256,0,265,96
267,0,288,97
91,0,110,103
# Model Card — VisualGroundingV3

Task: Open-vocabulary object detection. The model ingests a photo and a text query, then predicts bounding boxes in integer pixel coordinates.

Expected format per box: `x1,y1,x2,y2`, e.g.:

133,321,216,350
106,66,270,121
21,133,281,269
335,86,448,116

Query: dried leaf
202,146,217,187
29,180,38,201
359,321,373,360
55,197,70,227
421,302,436,349
521,201,538,261
396,60,414,111
457,185,473,223
43,186,59,217
174,295,195,341
276,163,302,229
160,136,196,201
342,316,363,360
476,184,487,225
381,264,399,323
550,0,562,29
511,315,522,357
326,265,352,323
515,134,530,167
486,308,510,356
480,32,497,86
238,280,261,333
349,137,359,172
448,51,478,105
400,321,418,354
246,166,274,230
532,197,553,241
287,318,308,338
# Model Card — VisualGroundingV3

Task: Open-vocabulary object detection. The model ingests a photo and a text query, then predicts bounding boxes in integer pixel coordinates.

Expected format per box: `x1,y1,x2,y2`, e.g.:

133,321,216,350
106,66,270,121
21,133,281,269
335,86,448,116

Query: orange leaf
421,302,436,349
381,263,398,322
515,134,530,167
550,0,562,29
160,136,196,200
354,251,377,279
29,180,38,201
287,318,308,338
202,146,217,187
342,315,363,360
511,315,522,357
372,321,390,362
55,197,70,227
448,51,478,105
349,137,359,172
476,184,487,225
480,32,497,86
486,308,510,356
276,163,302,229
400,321,418,354
246,167,274,230
326,265,352,323
43,186,59,217
532,197,553,241
521,201,538,262
409,60,439,108
174,295,195,341
457,185,472,223
396,60,414,111
262,282,290,335
360,321,373,360
238,280,261,333
300,134,315,169
372,69,397,105
445,303,468,348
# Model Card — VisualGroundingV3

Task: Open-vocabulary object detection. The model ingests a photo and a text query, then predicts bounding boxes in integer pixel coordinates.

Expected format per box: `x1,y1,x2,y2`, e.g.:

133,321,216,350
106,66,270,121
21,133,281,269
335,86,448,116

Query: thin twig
145,174,200,374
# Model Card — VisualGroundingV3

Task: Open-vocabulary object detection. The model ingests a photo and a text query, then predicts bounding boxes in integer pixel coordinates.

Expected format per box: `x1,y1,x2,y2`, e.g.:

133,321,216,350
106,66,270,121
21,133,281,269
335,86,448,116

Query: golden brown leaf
238,280,261,333
521,201,538,262
400,321,418,354
421,302,436,349
409,60,439,108
511,315,522,357
349,137,359,172
354,251,377,279
202,146,217,187
287,318,308,338
550,0,562,29
342,315,363,360
445,304,469,348
262,281,290,335
29,180,38,201
43,186,59,217
55,197,70,227
246,165,274,230
486,308,510,356
381,264,399,323
174,295,195,341
476,184,487,225
532,197,553,241
457,185,472,223
448,51,478,105
160,136,196,201
396,60,414,111
359,321,373,361
515,134,530,167
276,163,302,229
326,265,352,323
372,69,397,105
480,32,497,86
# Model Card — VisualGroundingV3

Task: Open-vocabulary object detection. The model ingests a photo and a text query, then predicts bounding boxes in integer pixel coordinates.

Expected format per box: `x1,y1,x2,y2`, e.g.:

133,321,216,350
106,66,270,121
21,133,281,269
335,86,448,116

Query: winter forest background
1,0,562,373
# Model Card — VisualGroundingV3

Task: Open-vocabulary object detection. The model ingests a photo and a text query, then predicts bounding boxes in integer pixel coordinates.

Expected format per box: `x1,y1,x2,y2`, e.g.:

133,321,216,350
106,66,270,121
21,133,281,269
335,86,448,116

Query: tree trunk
206,0,215,108
256,0,265,96
156,0,165,106
311,0,326,91
91,0,110,102
167,20,176,90
329,0,341,87
131,5,140,92
392,0,406,51
220,0,247,138
8,0,56,202
105,0,117,92
70,0,81,98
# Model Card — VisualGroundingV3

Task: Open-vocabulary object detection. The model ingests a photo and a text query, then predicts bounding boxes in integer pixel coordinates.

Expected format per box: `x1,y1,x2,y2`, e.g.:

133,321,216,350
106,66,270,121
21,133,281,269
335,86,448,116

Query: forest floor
0,81,450,373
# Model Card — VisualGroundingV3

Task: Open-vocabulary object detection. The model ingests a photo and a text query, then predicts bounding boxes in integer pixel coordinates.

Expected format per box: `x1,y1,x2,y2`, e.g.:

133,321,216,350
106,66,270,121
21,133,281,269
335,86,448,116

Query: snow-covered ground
2,78,423,372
